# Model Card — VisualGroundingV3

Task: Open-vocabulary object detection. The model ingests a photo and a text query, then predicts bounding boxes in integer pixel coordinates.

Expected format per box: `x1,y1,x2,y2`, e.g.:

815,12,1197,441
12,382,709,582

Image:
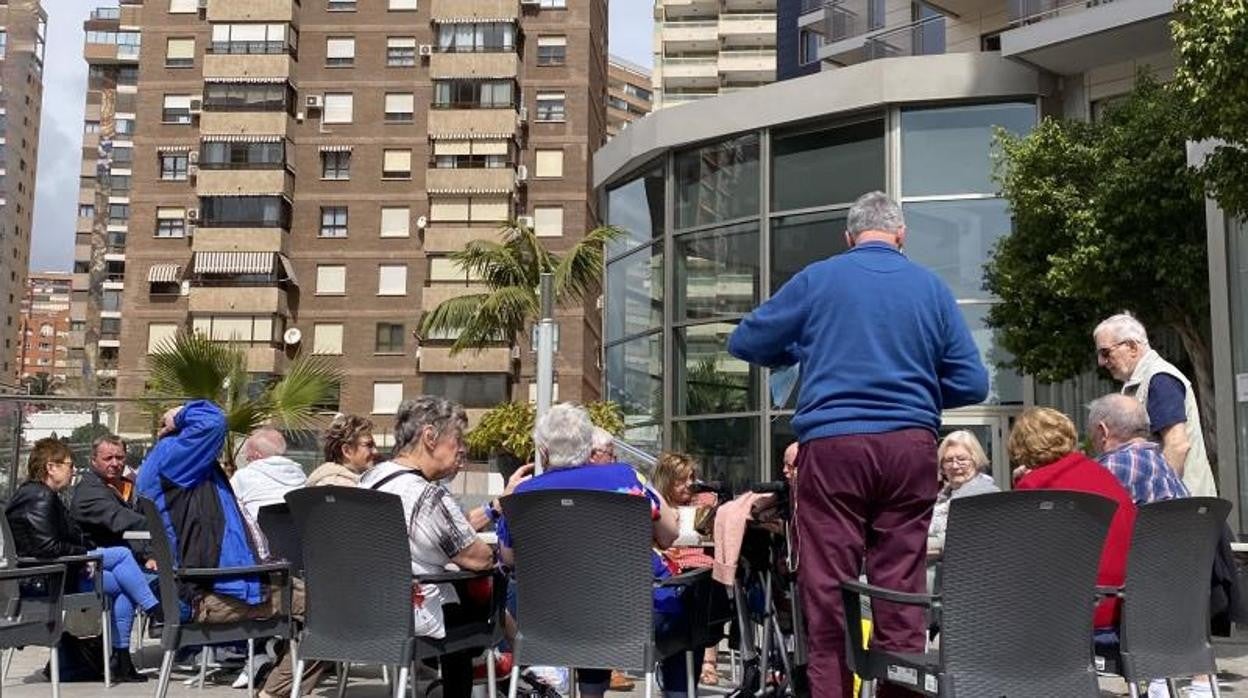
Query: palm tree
21,373,64,397
420,219,623,354
146,331,342,471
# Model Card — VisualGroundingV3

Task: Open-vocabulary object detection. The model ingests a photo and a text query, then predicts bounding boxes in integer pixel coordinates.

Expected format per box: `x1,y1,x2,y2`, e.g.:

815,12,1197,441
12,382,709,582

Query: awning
203,76,288,84
427,187,513,195
148,264,182,283
433,16,516,23
279,254,298,286
429,131,515,140
193,251,276,275
201,134,283,143
317,144,353,152
156,145,193,153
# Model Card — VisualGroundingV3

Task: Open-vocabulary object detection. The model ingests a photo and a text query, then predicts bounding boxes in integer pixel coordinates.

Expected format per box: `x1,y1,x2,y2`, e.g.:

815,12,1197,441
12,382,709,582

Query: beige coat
305,462,361,488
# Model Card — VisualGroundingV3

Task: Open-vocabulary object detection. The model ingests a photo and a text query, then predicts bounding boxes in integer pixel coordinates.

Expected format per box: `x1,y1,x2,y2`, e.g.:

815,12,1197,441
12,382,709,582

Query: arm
727,272,809,368
937,290,989,408
146,401,228,489
468,464,535,532
450,539,495,572
1146,375,1189,476
1159,424,1190,477
12,497,90,559
71,483,147,535
652,488,679,549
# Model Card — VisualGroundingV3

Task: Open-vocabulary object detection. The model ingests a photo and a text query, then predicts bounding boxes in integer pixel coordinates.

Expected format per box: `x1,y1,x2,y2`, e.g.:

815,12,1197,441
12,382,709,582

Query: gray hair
243,427,286,461
91,434,125,458
590,426,614,452
1093,312,1150,348
938,430,990,473
846,191,905,237
392,395,467,457
1088,393,1151,441
534,403,593,469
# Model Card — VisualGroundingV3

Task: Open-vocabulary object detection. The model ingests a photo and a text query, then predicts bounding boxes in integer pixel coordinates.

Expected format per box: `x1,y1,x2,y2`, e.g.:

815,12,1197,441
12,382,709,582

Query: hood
306,462,360,486
244,455,308,486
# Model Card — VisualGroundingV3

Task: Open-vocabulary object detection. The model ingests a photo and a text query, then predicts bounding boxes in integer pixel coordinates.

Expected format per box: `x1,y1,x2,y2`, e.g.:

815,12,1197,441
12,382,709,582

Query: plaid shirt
1097,441,1189,505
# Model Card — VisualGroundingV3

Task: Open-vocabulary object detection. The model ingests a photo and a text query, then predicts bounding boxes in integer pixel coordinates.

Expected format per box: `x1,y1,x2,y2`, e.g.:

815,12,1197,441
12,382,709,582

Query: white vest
1122,349,1217,497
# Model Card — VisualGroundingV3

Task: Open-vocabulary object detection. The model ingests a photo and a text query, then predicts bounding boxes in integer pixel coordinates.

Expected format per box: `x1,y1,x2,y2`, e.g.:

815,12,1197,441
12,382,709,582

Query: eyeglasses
1097,341,1129,359
941,456,974,467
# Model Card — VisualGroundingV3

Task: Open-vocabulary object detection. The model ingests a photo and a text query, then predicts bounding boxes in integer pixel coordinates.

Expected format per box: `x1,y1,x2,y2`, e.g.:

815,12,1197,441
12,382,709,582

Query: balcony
427,109,518,139
659,57,719,89
207,0,295,22
199,112,291,137
84,41,139,65
189,286,288,315
660,20,718,52
72,273,89,292
429,52,520,81
719,49,776,81
425,168,516,196
430,0,518,22
192,227,285,253
660,0,719,19
1000,0,1173,76
423,227,505,253
718,14,777,47
419,346,512,373
196,168,294,198
422,284,489,312
203,54,293,81
817,10,946,65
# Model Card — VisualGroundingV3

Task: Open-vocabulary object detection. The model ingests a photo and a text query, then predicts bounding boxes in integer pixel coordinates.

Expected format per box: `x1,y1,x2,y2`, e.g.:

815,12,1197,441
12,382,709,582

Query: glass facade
602,101,1037,486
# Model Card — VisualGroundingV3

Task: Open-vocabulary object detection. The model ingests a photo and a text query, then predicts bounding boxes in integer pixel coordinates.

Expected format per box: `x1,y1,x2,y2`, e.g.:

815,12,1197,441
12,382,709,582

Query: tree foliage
1172,0,1248,216
465,400,625,460
68,422,112,446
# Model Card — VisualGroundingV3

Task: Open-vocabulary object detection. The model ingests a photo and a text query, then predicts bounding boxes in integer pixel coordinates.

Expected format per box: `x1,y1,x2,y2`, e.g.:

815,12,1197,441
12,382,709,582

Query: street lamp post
534,273,555,475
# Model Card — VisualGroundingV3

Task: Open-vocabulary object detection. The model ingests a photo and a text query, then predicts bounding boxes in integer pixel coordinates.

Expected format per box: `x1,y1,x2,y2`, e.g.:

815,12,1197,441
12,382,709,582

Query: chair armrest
1096,585,1123,597
415,569,491,584
19,554,102,566
0,563,65,580
176,562,290,579
656,568,711,588
841,578,936,608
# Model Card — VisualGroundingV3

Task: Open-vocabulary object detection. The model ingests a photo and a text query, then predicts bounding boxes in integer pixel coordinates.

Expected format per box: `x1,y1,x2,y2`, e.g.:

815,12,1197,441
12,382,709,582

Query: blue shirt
728,242,989,442
1097,441,1189,505
1146,374,1187,433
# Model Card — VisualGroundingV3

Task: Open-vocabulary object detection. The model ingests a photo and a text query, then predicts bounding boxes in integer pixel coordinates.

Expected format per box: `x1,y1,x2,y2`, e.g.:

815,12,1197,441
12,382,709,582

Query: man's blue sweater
728,241,989,442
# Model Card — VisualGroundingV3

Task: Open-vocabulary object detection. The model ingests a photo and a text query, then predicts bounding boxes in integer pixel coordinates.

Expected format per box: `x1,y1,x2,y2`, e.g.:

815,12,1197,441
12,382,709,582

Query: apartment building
651,0,777,110
16,271,71,381
0,0,45,389
100,0,606,434
606,55,651,138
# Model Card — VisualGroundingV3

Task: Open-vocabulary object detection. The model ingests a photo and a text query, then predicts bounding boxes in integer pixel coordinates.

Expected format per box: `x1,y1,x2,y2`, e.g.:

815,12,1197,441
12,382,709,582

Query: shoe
112,651,149,683
231,655,272,689
608,669,636,691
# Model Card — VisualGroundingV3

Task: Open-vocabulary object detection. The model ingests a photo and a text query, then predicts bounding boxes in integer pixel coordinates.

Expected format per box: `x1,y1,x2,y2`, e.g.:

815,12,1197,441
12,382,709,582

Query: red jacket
1015,451,1136,628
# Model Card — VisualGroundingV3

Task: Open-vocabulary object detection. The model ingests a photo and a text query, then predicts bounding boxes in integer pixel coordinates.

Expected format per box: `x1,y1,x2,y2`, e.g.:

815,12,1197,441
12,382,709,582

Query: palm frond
420,293,494,339
452,240,529,289
447,285,537,354
266,354,342,432
146,331,236,400
553,225,623,303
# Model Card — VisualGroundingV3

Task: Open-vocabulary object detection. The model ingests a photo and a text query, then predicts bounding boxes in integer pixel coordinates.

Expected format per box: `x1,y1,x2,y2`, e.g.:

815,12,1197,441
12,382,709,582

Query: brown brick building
96,0,607,435
0,0,45,389
606,55,650,139
16,271,70,382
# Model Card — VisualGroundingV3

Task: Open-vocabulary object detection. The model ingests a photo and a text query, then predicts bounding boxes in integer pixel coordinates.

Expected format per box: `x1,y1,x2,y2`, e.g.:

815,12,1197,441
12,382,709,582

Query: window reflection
672,416,760,494
675,134,760,229
902,198,1011,301
960,302,1023,405
605,332,664,424
901,102,1035,196
676,322,757,416
675,222,759,321
770,210,850,293
605,243,663,344
606,163,665,254
771,119,885,212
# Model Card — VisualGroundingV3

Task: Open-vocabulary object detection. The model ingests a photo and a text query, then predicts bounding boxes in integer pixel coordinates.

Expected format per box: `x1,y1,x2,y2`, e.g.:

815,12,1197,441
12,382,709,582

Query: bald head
1088,393,1151,454
243,427,287,464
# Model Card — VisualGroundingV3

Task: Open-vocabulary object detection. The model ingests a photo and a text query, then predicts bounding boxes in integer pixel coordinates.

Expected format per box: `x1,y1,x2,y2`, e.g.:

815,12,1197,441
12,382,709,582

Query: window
162,94,192,124
199,140,285,169
375,323,405,353
316,265,346,294
536,36,566,66
166,38,195,67
84,120,101,133
534,149,563,178
320,207,348,237
0,31,6,60
323,93,353,124
78,205,95,219
160,152,189,181
432,80,515,109
328,0,356,9
321,150,351,179
623,83,651,101
168,0,197,12
429,197,510,223
191,316,275,344
539,0,566,7
423,374,509,408
372,382,404,414
380,206,410,238
112,146,135,165
155,207,186,238
313,323,343,354
435,22,515,52
200,196,291,228
535,92,566,121
772,119,884,212
378,265,408,296
210,23,291,55
202,82,292,111
389,0,417,9
147,323,178,353
533,206,563,237
387,37,417,66
433,138,510,169
108,204,130,225
382,149,412,179
115,118,136,136
384,93,415,123
326,37,355,66
799,30,820,65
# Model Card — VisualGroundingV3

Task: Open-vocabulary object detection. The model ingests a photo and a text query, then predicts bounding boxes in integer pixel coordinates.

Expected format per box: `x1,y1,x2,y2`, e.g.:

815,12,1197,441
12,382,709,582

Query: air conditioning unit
185,224,197,237
187,151,199,164
510,346,521,360
306,95,324,110
189,98,203,114
187,165,199,178
515,165,528,183
419,44,433,57
518,215,534,228
186,208,199,222
517,106,528,122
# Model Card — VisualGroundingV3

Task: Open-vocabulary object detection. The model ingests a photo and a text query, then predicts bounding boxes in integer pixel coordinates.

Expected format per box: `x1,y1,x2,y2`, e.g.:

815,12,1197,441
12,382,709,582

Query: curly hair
1007,407,1078,470
652,452,699,507
322,414,375,464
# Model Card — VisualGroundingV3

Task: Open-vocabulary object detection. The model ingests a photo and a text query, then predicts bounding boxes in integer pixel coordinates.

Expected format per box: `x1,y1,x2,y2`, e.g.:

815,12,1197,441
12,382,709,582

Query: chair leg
336,662,349,698
686,651,695,696
247,639,255,698
290,659,305,698
1,647,11,686
1211,675,1224,698
102,609,112,688
198,646,210,690
1167,679,1181,696
383,664,391,688
156,650,175,698
507,664,521,698
644,669,654,698
485,649,496,698
50,646,60,698
393,663,409,698
858,678,873,698
571,668,579,698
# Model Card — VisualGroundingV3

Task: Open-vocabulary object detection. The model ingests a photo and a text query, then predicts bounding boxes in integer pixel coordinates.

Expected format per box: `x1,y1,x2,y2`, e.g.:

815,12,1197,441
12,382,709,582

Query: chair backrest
500,489,655,672
1119,497,1230,680
285,486,414,665
138,497,185,635
0,508,18,567
939,490,1116,698
257,503,302,575
0,563,68,650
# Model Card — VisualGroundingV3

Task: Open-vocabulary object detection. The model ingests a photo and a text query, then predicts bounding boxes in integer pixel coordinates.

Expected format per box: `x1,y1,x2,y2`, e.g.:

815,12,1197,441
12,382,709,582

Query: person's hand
144,558,158,572
1012,465,1030,484
504,463,535,496
157,406,183,438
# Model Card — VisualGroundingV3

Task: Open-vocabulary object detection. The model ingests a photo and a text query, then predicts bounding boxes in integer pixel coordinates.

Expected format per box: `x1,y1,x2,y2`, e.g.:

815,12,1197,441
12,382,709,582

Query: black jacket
5,480,89,560
70,469,147,551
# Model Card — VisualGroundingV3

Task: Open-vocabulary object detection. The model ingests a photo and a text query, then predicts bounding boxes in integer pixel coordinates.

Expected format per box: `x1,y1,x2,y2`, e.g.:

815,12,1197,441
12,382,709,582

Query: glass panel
605,332,664,426
960,303,1023,405
770,210,850,294
902,198,1011,301
604,243,663,344
622,424,662,458
1227,216,1248,531
672,416,760,494
675,133,760,229
772,119,885,212
901,102,1036,196
606,162,665,254
675,222,759,321
770,415,797,481
676,322,758,416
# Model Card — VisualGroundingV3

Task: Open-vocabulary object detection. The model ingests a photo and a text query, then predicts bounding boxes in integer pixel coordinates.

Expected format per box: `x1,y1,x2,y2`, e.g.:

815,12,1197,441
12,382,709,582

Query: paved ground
3,639,1248,696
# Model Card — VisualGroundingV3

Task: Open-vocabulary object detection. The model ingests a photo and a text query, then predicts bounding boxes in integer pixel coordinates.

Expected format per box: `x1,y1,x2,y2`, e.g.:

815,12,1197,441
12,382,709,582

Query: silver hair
1093,312,1150,348
846,191,905,237
392,396,467,457
534,403,594,469
938,430,991,473
91,433,125,458
244,427,286,461
590,426,615,452
1088,393,1151,441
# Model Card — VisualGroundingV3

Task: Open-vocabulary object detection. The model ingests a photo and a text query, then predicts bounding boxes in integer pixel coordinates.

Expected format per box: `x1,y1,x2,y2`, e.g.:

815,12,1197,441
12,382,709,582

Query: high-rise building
0,0,45,389
93,0,606,435
651,0,777,110
16,271,71,382
775,0,819,80
606,56,651,138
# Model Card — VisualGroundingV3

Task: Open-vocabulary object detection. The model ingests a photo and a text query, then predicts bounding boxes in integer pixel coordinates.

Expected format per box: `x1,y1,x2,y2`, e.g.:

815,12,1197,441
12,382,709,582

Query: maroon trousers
794,429,937,698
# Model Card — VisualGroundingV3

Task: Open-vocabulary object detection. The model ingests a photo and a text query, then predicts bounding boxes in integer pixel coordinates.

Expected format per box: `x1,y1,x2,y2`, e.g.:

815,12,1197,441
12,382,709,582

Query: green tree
465,400,625,461
68,422,112,446
419,220,623,355
21,374,63,396
1172,0,1248,216
986,76,1214,447
146,331,341,471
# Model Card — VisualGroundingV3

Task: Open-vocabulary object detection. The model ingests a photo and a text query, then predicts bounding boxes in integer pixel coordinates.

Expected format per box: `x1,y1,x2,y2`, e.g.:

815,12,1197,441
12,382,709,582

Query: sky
27,0,655,274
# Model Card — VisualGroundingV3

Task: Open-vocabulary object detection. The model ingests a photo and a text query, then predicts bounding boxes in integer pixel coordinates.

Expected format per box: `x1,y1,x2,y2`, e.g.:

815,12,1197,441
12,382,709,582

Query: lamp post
534,272,555,475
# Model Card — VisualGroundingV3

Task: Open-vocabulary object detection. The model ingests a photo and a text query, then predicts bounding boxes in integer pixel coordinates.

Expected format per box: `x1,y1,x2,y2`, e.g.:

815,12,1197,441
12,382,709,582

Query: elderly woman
5,438,164,683
926,430,998,561
306,415,378,487
496,403,688,698
1010,407,1136,634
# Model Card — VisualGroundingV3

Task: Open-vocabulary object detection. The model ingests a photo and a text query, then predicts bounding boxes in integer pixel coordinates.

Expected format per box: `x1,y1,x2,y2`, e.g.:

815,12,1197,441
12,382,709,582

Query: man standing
728,191,988,697
71,434,149,553
1093,313,1216,497
230,427,308,519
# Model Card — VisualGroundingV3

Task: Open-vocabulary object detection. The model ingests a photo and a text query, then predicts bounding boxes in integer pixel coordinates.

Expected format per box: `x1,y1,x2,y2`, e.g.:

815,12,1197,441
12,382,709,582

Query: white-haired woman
926,430,998,561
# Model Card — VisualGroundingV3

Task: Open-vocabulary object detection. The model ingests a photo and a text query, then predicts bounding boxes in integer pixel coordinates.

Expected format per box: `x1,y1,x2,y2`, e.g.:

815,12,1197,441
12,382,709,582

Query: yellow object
853,619,872,694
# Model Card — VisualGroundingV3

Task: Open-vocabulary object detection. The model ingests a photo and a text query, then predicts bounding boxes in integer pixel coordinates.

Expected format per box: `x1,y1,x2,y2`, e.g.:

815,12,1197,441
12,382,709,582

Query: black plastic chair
1097,497,1231,698
257,503,303,577
0,562,68,697
500,489,707,698
844,490,1117,698
0,505,111,687
138,497,293,698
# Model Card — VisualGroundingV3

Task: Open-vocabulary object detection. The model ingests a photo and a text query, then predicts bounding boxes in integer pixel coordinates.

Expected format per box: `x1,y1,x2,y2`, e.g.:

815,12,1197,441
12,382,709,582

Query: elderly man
1090,394,1189,505
70,434,149,554
781,442,799,483
728,191,989,697
230,427,308,519
1093,313,1216,497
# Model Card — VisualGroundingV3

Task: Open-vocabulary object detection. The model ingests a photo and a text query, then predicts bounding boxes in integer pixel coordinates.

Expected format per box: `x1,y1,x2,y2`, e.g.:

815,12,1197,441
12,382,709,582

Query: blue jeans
78,547,159,649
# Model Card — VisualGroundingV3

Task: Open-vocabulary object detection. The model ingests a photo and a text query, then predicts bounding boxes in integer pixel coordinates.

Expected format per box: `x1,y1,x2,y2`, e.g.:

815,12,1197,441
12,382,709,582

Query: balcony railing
91,7,121,20
863,14,947,60
1007,0,1118,27
208,41,296,56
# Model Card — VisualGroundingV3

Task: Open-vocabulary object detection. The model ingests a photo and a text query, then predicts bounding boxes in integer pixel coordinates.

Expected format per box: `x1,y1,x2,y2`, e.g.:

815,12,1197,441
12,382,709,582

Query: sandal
701,660,719,686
